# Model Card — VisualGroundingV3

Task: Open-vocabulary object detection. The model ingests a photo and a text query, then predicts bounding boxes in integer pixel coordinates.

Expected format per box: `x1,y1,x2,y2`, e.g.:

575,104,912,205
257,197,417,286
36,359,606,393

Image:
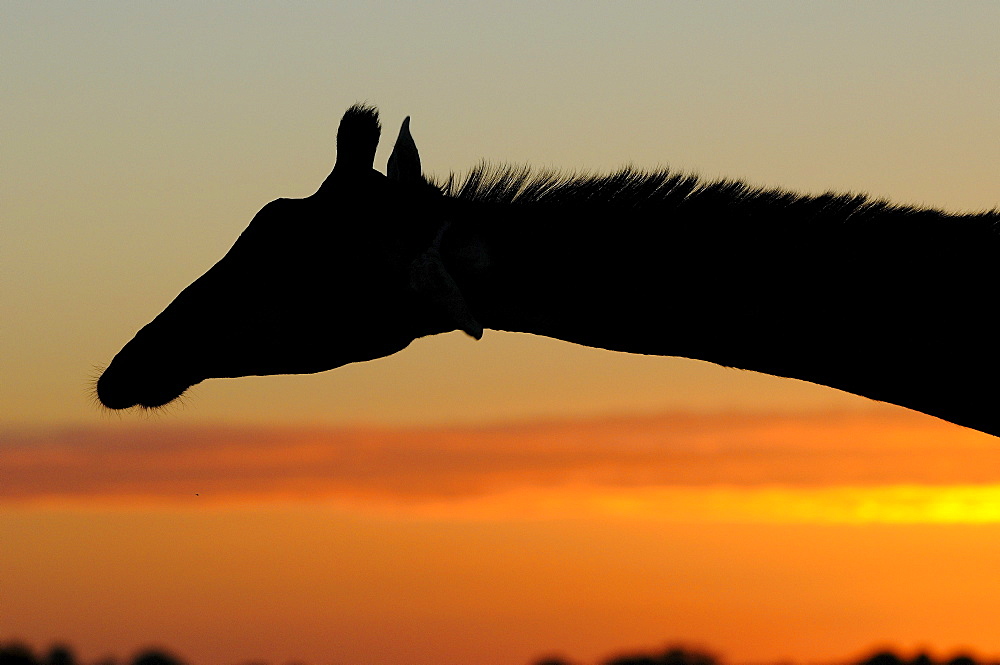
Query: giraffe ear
409,249,483,340
387,116,422,183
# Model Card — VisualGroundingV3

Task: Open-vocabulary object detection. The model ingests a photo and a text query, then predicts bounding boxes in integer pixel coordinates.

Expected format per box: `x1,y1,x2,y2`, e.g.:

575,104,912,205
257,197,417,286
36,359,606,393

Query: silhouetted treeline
533,646,999,665
537,645,719,665
852,651,988,665
0,644,185,665
2,641,998,665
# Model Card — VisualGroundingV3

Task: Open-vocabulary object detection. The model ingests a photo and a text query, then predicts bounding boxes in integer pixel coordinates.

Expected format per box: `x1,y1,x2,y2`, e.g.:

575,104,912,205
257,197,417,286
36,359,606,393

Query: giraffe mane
430,162,933,221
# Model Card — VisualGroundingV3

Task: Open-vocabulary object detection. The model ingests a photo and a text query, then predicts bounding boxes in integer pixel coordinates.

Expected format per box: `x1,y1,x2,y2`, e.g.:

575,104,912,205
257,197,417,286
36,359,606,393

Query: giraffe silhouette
96,105,1000,436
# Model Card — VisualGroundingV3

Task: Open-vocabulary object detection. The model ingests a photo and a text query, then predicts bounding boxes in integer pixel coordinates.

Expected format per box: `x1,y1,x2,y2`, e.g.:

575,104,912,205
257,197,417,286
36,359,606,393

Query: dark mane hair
431,162,927,221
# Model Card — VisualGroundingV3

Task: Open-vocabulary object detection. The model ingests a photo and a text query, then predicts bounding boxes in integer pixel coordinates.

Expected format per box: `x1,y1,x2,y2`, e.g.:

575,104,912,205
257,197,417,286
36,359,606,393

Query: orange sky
5,410,1000,664
6,410,1000,513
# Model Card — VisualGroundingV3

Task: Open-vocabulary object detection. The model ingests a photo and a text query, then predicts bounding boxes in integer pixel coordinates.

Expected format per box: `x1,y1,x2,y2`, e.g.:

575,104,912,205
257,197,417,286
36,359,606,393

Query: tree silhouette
0,643,37,665
533,657,574,665
129,650,186,665
603,646,718,665
860,652,904,665
947,657,978,665
43,645,75,665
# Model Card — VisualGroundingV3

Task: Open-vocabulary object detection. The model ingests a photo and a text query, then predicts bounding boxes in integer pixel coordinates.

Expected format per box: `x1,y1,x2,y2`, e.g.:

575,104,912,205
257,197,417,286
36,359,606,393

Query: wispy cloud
3,410,1000,520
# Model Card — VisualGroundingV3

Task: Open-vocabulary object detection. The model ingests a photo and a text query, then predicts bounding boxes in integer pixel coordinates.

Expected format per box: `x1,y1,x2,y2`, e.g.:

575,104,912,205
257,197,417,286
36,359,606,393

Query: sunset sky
4,3,1000,665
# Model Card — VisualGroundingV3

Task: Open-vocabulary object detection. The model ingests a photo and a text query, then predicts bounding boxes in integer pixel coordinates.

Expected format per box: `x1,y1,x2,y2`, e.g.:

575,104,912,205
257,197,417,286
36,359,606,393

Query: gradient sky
4,3,1000,664
5,1,998,426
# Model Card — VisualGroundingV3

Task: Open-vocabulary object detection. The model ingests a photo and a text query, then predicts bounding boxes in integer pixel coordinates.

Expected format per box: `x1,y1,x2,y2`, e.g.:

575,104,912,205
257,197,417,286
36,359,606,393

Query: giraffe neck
438,188,1000,434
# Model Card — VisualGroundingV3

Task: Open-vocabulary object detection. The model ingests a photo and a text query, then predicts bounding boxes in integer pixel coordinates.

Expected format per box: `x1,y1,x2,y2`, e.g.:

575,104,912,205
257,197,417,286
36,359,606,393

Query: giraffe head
95,105,481,411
